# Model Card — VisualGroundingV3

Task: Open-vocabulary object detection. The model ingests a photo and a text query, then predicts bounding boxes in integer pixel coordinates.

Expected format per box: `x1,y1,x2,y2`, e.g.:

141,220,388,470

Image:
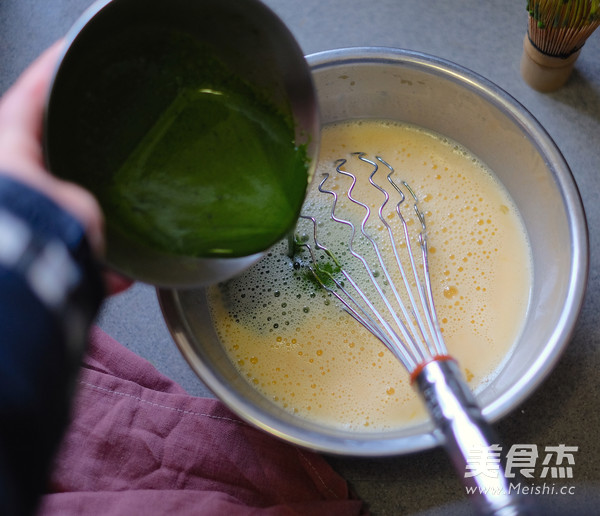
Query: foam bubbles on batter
207,120,532,432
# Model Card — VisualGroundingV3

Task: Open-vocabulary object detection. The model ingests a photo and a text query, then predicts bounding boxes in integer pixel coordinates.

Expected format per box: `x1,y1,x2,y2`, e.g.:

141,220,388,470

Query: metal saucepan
44,0,319,287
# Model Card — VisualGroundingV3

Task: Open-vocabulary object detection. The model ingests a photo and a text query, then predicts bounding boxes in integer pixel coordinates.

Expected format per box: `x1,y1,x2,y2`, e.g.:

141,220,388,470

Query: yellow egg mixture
207,120,532,431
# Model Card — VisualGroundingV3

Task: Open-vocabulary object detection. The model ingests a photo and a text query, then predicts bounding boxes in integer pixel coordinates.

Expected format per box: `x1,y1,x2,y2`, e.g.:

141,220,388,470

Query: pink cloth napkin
38,327,366,515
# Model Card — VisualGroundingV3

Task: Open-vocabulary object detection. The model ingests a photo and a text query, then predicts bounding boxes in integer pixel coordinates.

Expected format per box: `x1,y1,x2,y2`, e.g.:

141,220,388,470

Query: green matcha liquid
53,28,310,259
108,83,308,258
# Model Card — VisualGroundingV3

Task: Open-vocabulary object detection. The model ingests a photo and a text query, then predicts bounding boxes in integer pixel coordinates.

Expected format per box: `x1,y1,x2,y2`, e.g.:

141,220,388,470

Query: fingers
103,271,134,296
0,40,106,258
0,42,135,296
49,178,106,256
0,40,65,149
0,41,66,177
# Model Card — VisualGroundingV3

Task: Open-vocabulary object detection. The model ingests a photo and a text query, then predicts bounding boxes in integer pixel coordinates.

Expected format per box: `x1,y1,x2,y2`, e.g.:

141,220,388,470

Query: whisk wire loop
377,155,447,359
298,214,416,369
336,155,428,366
300,153,449,374
317,169,423,369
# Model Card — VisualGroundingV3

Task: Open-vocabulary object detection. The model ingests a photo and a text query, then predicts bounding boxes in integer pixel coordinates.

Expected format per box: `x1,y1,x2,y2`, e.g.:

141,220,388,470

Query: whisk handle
415,359,526,516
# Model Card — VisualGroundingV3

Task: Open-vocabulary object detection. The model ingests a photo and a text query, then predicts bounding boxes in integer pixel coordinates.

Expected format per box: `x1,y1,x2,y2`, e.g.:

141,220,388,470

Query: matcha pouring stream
44,0,319,286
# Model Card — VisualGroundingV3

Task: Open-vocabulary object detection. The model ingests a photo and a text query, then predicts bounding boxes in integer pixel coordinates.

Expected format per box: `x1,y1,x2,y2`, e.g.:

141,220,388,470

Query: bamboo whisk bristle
527,0,600,56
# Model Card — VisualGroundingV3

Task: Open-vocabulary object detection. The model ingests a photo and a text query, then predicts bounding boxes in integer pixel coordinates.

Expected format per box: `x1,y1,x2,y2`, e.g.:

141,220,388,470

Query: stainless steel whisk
296,152,525,516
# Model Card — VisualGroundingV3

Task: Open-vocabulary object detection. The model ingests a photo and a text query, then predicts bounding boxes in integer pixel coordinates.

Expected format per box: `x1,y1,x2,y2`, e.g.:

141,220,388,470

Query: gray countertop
2,1,599,514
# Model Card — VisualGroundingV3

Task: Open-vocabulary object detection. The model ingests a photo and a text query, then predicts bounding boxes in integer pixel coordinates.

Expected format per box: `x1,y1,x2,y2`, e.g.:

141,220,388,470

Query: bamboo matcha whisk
521,0,600,91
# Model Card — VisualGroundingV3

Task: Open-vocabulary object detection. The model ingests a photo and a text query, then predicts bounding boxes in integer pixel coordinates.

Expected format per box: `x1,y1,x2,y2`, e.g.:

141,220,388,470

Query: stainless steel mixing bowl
158,47,588,456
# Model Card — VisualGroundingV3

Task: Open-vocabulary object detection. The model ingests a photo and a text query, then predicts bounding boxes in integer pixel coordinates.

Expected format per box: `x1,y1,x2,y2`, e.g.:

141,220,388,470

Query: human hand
0,41,131,294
